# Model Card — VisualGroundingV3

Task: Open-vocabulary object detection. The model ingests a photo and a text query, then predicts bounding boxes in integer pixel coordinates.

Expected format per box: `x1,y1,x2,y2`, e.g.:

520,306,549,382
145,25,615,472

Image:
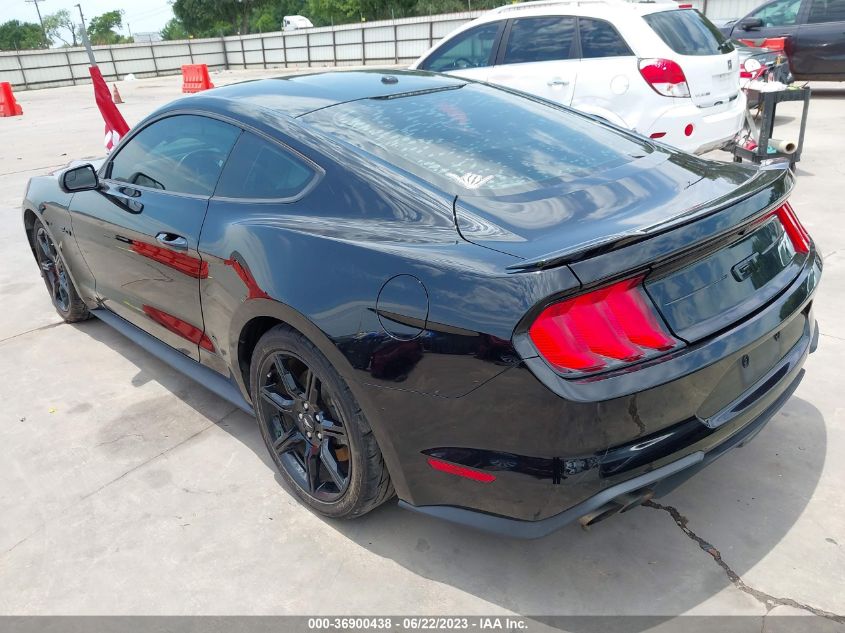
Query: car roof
164,70,466,119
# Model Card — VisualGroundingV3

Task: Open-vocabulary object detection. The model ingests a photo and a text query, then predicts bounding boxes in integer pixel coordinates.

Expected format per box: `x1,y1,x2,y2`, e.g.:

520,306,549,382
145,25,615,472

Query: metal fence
0,11,482,91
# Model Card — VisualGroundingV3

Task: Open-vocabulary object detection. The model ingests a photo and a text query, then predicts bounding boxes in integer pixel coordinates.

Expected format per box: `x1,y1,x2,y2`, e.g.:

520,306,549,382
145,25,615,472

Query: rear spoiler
506,163,794,273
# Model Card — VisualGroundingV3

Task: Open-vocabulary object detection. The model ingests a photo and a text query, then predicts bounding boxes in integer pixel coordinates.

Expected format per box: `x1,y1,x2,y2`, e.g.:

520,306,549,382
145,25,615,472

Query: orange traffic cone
112,84,123,104
0,82,23,117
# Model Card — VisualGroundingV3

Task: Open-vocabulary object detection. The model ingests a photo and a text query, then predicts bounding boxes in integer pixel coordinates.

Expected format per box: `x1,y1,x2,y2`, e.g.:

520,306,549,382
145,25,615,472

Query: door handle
156,232,188,250
547,78,570,87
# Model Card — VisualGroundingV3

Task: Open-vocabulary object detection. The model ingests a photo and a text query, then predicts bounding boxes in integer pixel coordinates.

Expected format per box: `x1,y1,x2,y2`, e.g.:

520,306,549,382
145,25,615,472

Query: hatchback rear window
644,9,734,56
301,83,651,195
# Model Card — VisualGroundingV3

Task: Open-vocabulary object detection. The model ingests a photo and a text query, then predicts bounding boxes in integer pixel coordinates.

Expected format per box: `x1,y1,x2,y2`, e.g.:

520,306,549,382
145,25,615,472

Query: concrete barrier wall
0,11,482,91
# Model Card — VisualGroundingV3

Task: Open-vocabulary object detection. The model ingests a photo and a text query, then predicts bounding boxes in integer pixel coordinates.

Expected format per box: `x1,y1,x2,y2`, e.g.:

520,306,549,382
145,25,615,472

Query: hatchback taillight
529,276,681,376
638,58,691,98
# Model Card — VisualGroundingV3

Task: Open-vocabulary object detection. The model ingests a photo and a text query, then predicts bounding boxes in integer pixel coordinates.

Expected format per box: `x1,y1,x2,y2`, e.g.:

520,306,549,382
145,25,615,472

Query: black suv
719,0,845,80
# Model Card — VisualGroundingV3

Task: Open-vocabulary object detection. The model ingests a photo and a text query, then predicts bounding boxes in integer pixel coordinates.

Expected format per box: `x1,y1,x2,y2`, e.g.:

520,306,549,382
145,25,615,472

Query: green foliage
43,9,81,47
172,0,244,36
161,18,190,40
169,0,498,37
0,20,45,51
87,10,131,45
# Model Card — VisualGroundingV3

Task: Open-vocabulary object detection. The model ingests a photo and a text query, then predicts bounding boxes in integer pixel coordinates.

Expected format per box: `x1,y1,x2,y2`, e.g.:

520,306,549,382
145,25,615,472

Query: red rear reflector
529,276,680,375
684,123,694,137
427,457,496,482
650,132,667,139
774,202,811,254
678,3,693,7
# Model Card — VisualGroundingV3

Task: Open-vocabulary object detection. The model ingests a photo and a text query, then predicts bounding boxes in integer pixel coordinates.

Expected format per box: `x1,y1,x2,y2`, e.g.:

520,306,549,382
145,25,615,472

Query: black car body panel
22,70,821,536
720,0,845,80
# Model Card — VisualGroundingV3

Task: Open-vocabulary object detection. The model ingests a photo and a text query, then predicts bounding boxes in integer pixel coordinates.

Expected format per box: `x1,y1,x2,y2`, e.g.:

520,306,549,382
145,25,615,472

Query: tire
31,218,90,323
250,325,394,519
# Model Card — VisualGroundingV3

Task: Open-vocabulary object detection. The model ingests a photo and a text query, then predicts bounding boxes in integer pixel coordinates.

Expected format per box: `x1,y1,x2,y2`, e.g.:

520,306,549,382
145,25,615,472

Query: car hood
454,149,764,265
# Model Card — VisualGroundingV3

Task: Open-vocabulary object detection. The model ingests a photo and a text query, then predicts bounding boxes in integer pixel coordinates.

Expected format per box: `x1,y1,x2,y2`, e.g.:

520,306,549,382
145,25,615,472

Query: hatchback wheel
251,325,394,518
32,218,89,322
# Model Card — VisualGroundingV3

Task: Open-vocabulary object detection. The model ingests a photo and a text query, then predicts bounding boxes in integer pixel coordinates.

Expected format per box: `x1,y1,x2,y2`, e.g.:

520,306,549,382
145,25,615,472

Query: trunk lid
455,150,754,264
643,9,740,108
644,213,803,342
456,156,801,344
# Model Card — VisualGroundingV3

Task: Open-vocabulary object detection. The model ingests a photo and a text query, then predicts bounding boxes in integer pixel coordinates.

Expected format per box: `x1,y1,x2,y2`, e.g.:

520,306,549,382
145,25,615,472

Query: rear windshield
301,83,651,195
644,10,734,56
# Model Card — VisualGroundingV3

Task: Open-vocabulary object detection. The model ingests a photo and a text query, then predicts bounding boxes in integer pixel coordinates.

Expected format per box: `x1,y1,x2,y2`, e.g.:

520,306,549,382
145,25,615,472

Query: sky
4,0,174,37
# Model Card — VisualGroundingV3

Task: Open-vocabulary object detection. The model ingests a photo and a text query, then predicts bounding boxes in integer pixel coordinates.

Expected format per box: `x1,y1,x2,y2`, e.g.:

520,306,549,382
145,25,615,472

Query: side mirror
60,164,100,193
740,17,764,30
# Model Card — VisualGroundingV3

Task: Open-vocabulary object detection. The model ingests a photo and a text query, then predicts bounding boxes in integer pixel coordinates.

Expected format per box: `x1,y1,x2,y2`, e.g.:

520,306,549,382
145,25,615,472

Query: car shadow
71,318,828,622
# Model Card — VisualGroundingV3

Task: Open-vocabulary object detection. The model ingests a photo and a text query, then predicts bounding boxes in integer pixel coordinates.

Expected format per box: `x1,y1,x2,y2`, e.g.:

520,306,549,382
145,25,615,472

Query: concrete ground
0,69,843,628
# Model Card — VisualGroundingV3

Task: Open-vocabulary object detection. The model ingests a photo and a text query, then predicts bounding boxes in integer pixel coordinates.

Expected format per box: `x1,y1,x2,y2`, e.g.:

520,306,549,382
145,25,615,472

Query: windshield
644,9,734,56
301,83,652,196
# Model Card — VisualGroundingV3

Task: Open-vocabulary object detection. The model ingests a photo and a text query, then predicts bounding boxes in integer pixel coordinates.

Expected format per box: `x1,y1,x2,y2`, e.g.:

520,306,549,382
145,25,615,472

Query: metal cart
732,85,811,167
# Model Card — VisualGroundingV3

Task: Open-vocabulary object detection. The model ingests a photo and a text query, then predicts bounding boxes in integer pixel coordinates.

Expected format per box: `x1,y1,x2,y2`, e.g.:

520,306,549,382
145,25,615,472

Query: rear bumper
389,250,821,535
400,336,812,539
645,93,746,154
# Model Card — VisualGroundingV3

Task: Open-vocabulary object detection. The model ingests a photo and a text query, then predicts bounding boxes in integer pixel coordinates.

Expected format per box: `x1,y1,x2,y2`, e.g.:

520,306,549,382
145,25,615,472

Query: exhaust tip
578,489,655,529
578,502,623,530
617,488,655,513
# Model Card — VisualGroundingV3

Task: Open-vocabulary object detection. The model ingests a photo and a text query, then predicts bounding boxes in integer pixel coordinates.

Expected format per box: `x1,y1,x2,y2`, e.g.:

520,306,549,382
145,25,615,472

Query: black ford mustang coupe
23,71,820,538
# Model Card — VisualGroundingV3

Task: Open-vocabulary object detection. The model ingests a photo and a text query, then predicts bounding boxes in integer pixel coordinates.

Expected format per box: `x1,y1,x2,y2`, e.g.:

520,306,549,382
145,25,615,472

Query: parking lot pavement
0,70,843,625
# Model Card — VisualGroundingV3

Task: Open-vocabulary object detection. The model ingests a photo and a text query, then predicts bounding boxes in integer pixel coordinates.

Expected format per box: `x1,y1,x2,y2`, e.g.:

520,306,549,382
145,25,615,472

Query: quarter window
579,18,633,58
421,23,501,72
503,16,577,64
108,115,240,196
215,132,316,200
807,0,845,23
748,0,802,26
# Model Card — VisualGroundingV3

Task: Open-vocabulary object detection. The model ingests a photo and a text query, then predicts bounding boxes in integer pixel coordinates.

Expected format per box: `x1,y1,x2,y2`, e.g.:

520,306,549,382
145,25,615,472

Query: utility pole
25,0,48,47
127,22,132,39
74,3,96,66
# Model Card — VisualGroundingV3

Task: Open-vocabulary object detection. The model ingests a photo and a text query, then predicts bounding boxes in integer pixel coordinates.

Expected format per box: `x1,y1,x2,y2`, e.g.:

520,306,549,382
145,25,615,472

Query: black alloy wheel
251,326,394,518
31,219,89,322
35,225,71,313
259,352,351,502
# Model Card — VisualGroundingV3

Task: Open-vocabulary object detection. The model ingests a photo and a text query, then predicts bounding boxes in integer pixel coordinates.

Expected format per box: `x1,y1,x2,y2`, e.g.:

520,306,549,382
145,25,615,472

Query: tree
87,10,130,45
43,9,81,47
172,0,244,36
0,20,45,51
161,18,190,40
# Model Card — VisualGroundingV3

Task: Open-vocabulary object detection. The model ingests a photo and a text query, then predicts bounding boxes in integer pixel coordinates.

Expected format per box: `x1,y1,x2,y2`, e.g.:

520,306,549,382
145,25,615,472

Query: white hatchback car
411,0,745,154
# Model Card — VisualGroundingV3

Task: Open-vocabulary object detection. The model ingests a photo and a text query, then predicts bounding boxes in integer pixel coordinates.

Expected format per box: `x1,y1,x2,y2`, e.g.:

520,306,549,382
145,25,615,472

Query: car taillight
638,58,691,98
529,276,681,376
773,202,811,254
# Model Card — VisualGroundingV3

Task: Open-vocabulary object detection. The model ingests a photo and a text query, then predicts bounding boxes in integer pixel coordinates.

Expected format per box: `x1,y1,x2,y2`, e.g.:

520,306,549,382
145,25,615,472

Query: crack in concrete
644,500,845,624
0,321,64,345
95,433,145,447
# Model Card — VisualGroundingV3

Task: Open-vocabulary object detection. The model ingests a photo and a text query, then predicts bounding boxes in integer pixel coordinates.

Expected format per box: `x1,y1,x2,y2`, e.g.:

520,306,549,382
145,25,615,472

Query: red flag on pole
89,66,129,152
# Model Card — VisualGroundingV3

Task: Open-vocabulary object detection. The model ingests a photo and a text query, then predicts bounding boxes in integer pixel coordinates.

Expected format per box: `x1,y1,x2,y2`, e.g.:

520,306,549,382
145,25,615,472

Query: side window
579,18,633,58
421,23,501,72
807,0,845,22
214,132,316,200
503,16,577,65
109,115,240,196
749,0,802,26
